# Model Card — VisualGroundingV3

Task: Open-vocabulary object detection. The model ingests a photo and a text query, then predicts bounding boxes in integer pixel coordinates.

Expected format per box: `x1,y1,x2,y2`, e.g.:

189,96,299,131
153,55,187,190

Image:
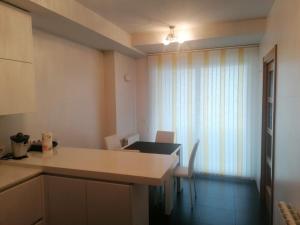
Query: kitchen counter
0,164,42,192
2,147,176,186
1,147,177,223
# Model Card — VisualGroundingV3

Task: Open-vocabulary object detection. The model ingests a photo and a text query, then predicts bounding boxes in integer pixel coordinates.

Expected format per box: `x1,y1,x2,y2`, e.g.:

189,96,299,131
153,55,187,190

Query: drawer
0,176,43,225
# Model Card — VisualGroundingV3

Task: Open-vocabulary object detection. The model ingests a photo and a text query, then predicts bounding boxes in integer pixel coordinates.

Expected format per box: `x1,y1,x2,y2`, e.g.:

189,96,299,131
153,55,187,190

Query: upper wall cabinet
0,2,36,115
0,2,33,63
0,60,36,115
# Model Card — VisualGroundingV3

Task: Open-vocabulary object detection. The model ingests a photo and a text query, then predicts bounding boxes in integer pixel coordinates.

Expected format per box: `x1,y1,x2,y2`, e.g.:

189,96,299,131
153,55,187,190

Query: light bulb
163,39,170,46
178,36,185,44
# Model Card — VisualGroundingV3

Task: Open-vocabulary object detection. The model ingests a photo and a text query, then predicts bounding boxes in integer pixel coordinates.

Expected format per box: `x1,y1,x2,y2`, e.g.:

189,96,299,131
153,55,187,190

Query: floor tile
150,176,265,225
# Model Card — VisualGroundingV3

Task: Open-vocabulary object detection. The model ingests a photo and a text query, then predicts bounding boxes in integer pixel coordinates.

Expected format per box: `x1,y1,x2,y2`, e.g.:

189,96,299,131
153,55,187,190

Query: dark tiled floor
150,176,266,225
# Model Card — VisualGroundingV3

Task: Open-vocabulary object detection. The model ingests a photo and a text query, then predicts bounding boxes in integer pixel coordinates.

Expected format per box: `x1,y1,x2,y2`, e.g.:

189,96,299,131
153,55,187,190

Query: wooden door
260,45,277,225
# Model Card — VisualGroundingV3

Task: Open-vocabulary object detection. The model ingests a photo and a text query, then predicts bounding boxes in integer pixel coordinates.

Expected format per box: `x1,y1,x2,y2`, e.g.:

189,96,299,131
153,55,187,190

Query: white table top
0,164,42,192
2,147,177,186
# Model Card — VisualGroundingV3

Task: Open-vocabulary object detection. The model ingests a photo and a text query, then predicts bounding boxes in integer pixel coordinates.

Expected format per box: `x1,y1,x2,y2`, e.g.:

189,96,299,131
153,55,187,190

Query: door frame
260,45,277,225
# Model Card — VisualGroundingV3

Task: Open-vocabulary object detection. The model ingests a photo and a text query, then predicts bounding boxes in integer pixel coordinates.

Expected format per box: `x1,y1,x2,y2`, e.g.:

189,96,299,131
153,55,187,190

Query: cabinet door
45,175,87,225
0,59,36,115
86,180,132,225
0,176,43,225
0,2,33,63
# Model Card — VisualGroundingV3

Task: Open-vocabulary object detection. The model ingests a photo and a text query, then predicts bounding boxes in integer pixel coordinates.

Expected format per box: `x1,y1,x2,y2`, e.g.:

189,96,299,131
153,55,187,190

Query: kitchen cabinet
87,181,148,225
0,176,43,225
0,1,33,63
0,1,36,115
44,175,87,225
44,175,148,225
86,180,132,225
0,59,36,115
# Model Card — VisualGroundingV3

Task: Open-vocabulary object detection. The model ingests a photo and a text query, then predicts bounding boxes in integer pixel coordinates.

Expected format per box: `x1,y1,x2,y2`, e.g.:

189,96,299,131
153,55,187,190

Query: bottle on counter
42,132,53,156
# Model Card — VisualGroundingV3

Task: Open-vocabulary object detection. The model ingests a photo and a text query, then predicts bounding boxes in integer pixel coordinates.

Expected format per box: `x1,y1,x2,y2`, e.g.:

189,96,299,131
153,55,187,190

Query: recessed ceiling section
136,34,263,54
5,0,274,57
132,18,266,53
76,0,274,33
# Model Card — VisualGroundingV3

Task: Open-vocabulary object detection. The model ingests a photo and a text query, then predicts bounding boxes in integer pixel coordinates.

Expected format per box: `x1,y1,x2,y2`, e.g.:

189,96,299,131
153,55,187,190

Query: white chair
173,140,200,209
104,134,140,152
104,134,122,150
122,133,140,148
155,131,175,143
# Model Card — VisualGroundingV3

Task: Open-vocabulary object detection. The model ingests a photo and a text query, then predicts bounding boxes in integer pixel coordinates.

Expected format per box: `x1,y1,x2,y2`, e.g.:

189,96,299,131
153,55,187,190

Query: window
148,47,260,177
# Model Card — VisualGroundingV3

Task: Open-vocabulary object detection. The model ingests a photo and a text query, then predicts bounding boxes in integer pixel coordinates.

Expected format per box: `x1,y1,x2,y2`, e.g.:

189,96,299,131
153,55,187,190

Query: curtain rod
147,44,259,56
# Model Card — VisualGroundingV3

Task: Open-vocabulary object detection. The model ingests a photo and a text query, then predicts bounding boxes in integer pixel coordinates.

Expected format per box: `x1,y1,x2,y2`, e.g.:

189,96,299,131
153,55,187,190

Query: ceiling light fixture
163,25,185,46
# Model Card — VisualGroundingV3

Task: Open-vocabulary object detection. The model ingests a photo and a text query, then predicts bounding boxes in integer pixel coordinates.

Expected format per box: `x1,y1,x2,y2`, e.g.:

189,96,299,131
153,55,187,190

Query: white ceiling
137,34,263,54
76,0,274,33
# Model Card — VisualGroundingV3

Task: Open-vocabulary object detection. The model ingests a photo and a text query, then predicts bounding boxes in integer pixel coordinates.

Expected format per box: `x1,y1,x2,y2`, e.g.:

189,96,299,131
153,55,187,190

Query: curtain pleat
148,47,259,178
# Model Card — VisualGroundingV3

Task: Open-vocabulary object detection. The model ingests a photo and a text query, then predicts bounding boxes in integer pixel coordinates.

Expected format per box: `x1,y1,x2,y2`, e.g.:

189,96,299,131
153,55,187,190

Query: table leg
176,177,182,193
164,175,174,215
177,147,183,193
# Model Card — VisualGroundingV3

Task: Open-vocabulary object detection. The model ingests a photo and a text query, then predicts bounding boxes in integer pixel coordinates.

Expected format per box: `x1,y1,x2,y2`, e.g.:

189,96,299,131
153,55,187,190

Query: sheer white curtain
148,47,260,178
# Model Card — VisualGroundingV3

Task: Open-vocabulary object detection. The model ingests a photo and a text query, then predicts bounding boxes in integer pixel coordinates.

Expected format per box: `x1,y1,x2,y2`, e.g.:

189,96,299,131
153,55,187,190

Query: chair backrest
126,133,140,146
104,134,121,150
188,140,200,177
155,131,175,143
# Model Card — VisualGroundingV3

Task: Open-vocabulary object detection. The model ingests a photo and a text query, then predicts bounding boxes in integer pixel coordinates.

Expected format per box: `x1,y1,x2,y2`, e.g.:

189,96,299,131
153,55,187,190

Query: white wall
136,58,151,141
0,29,106,149
103,51,117,136
114,52,137,138
259,0,300,224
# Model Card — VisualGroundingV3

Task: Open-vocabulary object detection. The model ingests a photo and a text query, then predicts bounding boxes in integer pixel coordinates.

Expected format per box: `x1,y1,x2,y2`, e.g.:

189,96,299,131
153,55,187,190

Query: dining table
125,141,182,215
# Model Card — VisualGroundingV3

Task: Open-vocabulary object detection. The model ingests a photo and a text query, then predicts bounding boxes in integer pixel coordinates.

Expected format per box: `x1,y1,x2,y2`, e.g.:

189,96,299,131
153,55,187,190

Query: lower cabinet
44,175,86,225
0,176,43,225
44,175,149,225
86,180,132,225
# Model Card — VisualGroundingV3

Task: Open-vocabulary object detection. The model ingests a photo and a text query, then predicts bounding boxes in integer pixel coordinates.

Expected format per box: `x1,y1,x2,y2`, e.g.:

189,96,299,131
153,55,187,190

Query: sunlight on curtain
148,47,260,178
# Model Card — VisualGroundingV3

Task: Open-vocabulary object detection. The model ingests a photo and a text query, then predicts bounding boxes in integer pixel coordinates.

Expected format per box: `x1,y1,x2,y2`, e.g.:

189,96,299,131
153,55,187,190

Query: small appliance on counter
10,132,30,159
28,140,58,152
0,132,59,160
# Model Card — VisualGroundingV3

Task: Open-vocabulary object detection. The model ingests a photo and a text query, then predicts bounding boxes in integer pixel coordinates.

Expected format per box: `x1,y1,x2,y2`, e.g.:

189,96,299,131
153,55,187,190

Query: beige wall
114,52,137,138
136,58,150,141
259,0,300,224
102,51,138,139
103,51,117,136
0,29,106,149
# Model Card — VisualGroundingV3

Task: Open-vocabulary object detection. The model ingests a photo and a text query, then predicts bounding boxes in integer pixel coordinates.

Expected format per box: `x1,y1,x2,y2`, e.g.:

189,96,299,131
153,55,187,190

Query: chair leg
189,178,193,209
177,177,182,193
193,177,197,199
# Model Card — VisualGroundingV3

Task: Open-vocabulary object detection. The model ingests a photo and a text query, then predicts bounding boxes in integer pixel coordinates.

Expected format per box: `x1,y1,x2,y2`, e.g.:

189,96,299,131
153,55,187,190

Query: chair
173,140,200,209
155,131,175,143
122,133,140,148
104,134,140,152
104,134,121,150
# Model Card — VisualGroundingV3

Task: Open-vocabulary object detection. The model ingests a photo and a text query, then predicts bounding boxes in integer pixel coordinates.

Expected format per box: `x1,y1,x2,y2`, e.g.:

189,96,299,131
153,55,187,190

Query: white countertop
0,164,42,192
2,147,177,186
